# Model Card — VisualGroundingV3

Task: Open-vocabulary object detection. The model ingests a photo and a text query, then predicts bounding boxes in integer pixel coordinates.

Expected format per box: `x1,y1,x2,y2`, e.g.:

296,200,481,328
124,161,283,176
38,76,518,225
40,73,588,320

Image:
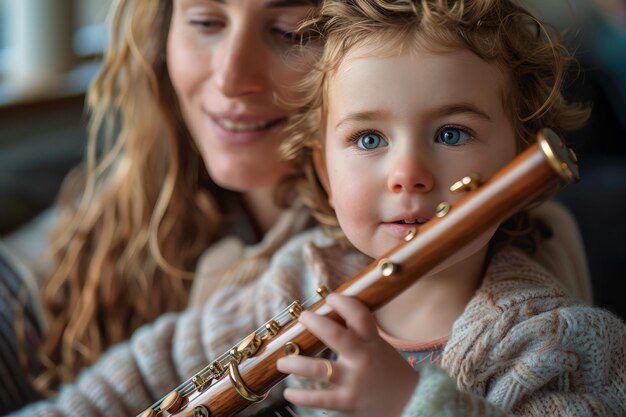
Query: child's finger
298,310,365,357
276,356,338,384
283,387,352,413
325,293,379,340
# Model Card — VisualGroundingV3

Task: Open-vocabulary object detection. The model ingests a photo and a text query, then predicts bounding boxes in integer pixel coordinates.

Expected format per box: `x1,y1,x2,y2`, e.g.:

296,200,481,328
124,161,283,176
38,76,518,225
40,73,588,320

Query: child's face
319,44,517,259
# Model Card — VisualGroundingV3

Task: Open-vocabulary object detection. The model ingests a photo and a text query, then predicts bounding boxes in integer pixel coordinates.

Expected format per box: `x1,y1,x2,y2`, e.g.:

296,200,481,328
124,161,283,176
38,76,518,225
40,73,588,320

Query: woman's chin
202,154,293,192
208,169,281,192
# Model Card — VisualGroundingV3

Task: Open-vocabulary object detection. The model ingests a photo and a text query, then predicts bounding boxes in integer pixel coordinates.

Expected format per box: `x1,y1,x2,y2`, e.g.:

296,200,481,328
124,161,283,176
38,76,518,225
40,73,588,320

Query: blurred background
0,0,111,234
0,0,624,317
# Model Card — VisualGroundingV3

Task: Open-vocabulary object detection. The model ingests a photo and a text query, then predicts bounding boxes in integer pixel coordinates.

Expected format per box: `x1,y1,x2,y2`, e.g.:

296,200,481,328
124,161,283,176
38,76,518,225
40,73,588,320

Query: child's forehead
339,38,456,66
324,43,512,127
329,29,474,81
330,40,507,89
338,47,501,82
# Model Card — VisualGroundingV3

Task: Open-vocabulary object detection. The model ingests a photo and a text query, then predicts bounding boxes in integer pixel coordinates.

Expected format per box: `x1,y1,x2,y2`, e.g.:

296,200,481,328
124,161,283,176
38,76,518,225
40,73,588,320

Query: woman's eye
437,127,472,145
271,27,318,45
272,28,302,44
189,19,224,32
357,132,388,150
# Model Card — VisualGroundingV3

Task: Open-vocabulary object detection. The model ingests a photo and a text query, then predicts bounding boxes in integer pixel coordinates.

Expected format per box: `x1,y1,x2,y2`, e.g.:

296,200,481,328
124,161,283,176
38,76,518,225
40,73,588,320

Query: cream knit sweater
403,247,626,417
8,229,625,417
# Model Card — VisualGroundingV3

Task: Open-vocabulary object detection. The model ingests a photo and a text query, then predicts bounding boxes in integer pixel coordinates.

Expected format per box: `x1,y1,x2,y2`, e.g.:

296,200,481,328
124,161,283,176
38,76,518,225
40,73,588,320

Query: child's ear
313,146,333,207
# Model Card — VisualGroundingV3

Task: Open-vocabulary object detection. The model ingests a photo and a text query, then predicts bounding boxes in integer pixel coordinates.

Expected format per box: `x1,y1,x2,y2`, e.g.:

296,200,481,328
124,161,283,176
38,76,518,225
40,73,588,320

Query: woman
4,0,318,411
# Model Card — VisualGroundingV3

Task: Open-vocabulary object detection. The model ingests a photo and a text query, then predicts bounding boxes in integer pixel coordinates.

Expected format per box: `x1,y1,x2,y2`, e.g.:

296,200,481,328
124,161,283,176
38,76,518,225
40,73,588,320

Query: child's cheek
332,177,379,250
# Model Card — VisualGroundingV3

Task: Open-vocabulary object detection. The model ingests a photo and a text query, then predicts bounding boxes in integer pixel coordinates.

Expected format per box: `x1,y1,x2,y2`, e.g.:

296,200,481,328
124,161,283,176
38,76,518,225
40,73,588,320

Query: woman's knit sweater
8,228,625,417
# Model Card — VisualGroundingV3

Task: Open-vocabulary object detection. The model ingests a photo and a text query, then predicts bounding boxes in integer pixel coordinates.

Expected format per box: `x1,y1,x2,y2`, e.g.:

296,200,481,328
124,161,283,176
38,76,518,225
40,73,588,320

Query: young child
275,0,626,416
7,1,624,417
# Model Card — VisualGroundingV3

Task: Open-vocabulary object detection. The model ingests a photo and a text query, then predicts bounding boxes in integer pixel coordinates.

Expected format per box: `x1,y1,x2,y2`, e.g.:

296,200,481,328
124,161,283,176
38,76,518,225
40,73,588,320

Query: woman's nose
387,155,434,194
213,29,267,97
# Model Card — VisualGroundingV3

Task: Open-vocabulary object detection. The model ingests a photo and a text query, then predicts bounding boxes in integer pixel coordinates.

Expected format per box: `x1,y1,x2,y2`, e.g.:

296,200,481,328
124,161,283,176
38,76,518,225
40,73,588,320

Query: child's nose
387,156,434,194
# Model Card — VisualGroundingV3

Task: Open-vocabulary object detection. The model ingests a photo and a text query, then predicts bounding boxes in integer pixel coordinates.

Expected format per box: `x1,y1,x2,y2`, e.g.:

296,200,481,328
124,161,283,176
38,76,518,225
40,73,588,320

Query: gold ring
321,358,333,384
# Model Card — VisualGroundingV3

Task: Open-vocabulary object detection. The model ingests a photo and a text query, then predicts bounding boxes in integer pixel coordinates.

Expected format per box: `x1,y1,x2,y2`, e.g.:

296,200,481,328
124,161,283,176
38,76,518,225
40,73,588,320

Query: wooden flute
139,128,578,417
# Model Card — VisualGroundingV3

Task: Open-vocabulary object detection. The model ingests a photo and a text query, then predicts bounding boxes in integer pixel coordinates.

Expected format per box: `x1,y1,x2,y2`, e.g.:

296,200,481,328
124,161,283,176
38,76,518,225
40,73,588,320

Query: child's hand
276,293,419,417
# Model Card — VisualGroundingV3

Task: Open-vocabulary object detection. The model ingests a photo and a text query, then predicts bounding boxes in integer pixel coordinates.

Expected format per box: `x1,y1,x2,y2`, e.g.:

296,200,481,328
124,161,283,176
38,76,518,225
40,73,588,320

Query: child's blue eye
438,128,471,145
357,132,388,150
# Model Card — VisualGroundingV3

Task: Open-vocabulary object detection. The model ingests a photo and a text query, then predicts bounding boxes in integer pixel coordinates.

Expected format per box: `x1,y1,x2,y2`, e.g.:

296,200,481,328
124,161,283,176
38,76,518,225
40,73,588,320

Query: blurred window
0,0,7,79
0,0,111,103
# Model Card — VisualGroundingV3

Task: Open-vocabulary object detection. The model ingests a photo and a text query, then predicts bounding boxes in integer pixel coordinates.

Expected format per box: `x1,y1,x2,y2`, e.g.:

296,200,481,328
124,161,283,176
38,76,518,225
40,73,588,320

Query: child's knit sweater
402,247,626,416
9,229,625,417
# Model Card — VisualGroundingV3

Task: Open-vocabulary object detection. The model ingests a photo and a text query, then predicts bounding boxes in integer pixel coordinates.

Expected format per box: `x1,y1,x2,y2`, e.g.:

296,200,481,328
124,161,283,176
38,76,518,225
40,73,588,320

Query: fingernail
276,357,287,371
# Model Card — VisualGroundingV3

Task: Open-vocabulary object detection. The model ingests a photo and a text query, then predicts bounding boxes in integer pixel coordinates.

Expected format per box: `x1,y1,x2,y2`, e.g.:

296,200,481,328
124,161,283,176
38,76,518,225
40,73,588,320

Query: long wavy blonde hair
36,0,221,391
281,0,590,243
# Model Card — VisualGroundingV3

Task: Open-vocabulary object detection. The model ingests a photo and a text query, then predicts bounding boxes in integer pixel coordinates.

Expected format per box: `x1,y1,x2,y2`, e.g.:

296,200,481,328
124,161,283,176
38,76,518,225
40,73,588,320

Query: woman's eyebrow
265,0,319,7
207,0,318,6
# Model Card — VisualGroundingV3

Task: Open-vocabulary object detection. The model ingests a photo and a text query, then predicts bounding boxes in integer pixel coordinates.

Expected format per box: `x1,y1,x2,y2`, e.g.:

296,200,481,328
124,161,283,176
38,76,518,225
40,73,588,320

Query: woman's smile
206,111,289,145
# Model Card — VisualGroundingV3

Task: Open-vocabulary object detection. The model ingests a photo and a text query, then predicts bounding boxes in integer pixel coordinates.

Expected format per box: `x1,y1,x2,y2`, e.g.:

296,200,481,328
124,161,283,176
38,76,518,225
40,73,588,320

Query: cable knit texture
402,248,626,417
8,229,626,417
400,364,506,417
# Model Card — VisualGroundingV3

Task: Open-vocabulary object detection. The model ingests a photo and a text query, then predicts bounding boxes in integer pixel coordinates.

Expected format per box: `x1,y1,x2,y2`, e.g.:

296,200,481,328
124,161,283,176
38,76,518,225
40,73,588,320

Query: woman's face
168,0,317,191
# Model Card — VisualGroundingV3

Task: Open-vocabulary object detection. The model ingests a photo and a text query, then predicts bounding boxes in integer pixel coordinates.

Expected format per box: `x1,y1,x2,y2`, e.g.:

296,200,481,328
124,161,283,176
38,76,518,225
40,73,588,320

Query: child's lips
385,213,431,225
381,211,432,238
381,221,426,238
390,219,428,225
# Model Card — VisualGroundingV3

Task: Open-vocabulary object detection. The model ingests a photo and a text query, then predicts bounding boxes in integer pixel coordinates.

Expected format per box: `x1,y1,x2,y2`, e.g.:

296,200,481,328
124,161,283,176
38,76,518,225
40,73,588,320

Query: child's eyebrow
335,110,386,129
335,104,491,129
434,103,492,121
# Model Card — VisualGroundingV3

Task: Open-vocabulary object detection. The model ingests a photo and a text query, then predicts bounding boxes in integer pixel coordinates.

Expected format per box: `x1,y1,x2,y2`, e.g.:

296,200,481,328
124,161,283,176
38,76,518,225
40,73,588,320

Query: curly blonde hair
281,0,590,241
37,0,221,391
